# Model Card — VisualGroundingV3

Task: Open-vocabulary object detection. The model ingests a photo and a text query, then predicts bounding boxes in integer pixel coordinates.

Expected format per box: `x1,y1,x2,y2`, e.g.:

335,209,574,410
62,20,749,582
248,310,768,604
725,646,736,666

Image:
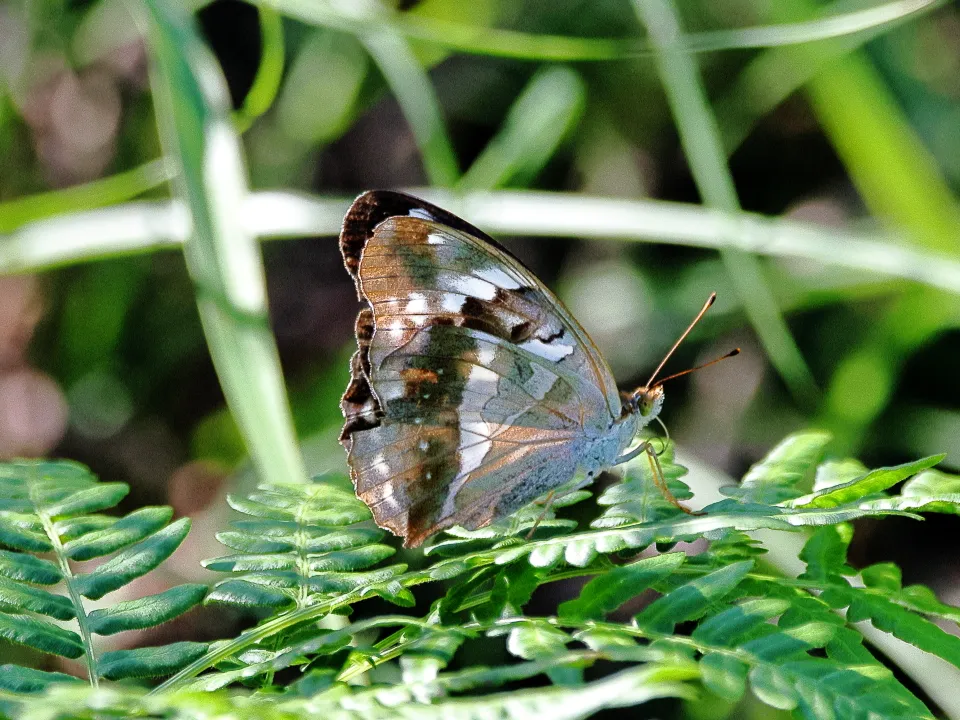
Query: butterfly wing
340,191,623,547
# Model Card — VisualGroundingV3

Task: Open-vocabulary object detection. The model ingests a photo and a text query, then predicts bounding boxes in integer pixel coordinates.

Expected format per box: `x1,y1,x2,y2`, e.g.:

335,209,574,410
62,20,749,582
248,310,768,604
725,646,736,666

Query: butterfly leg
525,490,557,540
614,440,654,466
645,445,700,516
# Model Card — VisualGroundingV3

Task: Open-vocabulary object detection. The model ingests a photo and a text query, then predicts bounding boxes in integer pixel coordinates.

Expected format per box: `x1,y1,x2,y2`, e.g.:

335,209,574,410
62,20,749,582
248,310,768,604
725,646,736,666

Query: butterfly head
623,384,665,425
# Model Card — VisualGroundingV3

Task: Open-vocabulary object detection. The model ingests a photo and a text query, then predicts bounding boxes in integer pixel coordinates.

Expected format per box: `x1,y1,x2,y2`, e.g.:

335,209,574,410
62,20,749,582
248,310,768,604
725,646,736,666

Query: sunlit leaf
99,642,211,680
74,518,191,600
88,584,209,635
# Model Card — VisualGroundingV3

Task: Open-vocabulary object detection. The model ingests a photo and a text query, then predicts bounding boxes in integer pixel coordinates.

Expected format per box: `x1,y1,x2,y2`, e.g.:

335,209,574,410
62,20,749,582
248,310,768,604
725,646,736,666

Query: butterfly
339,190,735,548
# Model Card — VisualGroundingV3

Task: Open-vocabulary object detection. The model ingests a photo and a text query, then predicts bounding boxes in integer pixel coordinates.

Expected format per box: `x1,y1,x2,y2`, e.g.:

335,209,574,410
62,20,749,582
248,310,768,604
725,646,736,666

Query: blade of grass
6,192,960,298
458,67,585,191
233,4,286,133
0,159,174,233
715,0,950,152
260,0,943,61
137,0,308,486
808,52,960,452
358,25,459,187
632,0,819,406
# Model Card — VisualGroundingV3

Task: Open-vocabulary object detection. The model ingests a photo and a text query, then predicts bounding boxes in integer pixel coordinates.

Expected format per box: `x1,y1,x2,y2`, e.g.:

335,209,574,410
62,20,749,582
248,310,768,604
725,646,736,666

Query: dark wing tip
340,190,502,294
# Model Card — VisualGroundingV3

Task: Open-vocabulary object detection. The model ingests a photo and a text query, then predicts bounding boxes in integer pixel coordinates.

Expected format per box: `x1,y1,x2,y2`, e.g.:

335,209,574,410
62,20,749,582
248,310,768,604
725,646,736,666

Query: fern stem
29,474,100,688
153,588,372,692
293,491,312,608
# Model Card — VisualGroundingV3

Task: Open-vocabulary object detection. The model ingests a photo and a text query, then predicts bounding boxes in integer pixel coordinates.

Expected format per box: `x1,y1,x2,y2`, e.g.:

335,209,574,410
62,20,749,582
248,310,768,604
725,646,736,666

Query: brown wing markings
362,283,552,352
377,350,588,425
363,216,619,416
340,189,500,285
373,358,579,422
373,325,599,416
340,308,381,444
374,384,577,428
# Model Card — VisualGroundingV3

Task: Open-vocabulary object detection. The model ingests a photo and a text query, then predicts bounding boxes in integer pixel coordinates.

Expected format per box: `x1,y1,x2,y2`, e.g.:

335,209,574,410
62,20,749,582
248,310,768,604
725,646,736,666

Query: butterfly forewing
340,191,623,547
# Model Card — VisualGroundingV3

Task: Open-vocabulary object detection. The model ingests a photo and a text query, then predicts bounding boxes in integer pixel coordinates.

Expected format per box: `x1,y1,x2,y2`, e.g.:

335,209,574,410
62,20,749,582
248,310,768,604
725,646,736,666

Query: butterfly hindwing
340,191,623,547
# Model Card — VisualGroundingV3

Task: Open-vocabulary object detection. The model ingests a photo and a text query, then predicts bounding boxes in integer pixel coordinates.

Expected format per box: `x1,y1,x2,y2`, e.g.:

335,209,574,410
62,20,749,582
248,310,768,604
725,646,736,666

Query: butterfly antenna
645,292,717,388
651,348,740,388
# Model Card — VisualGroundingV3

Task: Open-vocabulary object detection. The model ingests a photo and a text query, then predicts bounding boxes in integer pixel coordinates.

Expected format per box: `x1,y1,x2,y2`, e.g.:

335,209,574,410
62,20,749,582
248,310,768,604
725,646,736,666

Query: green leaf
723,431,832,504
204,545,394,573
205,578,295,609
308,565,409,595
476,561,543,622
559,553,685,622
901,469,960,514
0,665,83,693
54,515,115,542
799,525,853,582
699,652,748,702
0,613,83,658
63,506,174,560
228,488,371,526
861,562,902,592
846,591,960,668
813,459,867,492
692,598,791,646
895,584,960,624
0,512,51,552
88,584,208,635
0,576,75,620
216,525,383,553
741,623,835,662
401,628,467,683
373,581,417,608
0,550,61,585
207,479,398,613
74,517,191,599
748,664,799,710
795,455,945,508
99,641,210,679
507,623,571,660
636,561,754,633
595,441,692,526
43,483,129,518
307,546,396,572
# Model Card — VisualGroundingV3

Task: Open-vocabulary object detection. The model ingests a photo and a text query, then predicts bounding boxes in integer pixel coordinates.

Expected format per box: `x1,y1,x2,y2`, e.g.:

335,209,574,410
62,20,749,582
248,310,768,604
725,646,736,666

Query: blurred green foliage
0,0,959,712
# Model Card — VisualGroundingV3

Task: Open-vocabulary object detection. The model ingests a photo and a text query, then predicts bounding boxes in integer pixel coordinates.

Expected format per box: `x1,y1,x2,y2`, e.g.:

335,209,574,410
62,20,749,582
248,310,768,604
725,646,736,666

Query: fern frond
723,431,833,504
204,478,400,611
0,660,698,720
138,431,960,720
800,523,960,675
0,460,206,687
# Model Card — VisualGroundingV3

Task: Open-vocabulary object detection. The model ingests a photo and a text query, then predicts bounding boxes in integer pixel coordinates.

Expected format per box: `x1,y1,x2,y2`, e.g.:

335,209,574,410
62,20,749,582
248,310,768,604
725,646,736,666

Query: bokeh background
1,0,960,713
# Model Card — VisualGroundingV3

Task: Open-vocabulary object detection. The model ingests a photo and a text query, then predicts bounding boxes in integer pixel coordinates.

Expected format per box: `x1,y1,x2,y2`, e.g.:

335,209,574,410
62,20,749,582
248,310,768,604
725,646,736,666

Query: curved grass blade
138,0,309,487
